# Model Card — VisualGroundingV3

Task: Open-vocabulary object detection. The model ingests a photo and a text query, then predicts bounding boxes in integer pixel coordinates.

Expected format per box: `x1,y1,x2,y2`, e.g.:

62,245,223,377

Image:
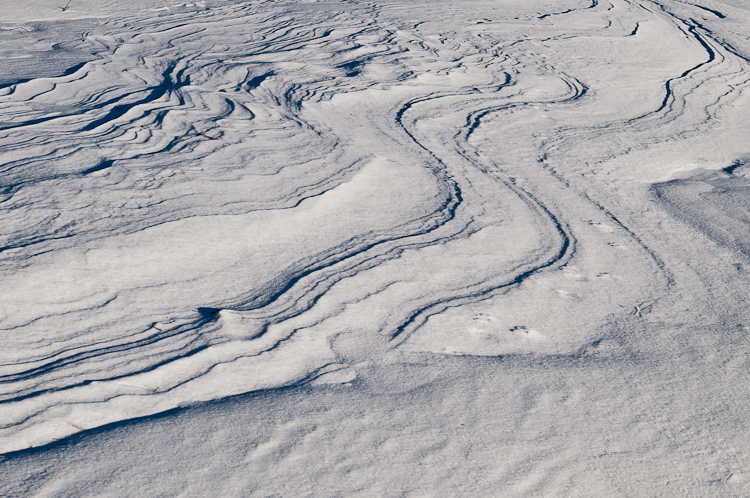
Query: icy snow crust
2,0,750,495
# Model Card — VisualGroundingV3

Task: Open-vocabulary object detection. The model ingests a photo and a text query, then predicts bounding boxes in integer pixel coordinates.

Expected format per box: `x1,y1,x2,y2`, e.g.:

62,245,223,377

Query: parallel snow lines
387,72,578,345
0,1,464,412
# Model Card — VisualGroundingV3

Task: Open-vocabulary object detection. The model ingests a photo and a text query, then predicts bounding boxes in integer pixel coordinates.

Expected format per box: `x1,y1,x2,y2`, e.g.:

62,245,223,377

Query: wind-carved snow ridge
1,0,750,455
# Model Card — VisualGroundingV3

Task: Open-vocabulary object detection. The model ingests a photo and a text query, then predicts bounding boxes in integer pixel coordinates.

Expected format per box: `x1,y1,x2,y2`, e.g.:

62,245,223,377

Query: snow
2,0,750,496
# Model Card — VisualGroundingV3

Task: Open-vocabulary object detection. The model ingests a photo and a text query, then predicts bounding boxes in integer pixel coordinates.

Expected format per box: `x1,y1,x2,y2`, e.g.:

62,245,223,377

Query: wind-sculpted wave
1,0,749,459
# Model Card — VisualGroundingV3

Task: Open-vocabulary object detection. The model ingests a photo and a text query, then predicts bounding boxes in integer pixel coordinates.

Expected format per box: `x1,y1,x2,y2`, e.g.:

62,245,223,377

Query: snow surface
2,0,750,495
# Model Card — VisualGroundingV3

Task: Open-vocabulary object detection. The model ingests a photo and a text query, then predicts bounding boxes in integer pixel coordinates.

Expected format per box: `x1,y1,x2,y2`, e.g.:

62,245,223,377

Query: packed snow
2,0,750,495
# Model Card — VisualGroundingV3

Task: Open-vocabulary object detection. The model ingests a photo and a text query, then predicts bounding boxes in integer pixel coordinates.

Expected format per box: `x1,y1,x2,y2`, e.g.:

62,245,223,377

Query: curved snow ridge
382,86,580,347
537,1,750,174
0,153,448,376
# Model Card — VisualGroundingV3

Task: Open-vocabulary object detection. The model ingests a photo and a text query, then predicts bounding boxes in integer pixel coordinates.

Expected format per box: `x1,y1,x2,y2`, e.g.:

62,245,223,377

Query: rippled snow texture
2,0,750,495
